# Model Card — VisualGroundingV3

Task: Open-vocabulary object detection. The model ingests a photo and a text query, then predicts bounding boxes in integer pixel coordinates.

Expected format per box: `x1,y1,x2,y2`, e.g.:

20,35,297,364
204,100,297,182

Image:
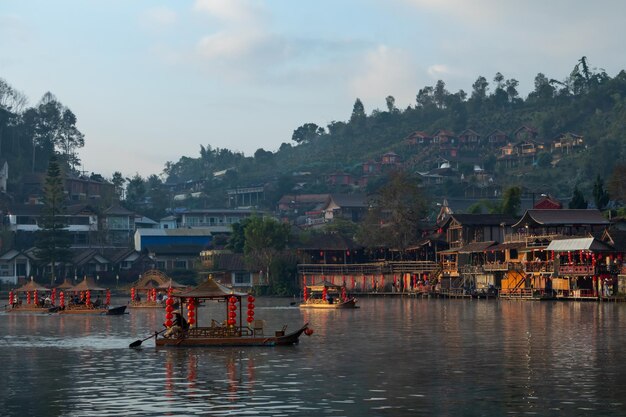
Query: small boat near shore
139,277,311,348
6,277,53,313
299,281,358,309
155,323,310,347
128,270,186,309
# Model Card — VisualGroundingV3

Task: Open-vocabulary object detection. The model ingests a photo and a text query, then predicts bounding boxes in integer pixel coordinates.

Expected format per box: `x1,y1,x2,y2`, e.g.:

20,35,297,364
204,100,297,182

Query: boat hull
6,306,51,313
299,298,358,309
106,305,127,315
58,305,126,315
128,301,163,309
155,324,309,347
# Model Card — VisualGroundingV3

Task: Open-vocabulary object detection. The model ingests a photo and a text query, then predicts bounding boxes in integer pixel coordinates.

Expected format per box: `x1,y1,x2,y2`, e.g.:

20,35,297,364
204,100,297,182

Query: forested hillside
160,57,626,210
1,57,626,217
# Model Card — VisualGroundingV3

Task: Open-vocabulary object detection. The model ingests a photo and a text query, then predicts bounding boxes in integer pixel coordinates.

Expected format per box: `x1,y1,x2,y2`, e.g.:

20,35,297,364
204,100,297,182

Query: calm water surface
1,297,626,416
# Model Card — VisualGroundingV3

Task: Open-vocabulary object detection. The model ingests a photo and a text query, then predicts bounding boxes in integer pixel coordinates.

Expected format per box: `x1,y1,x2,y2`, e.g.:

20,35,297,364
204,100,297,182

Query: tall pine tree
35,155,72,285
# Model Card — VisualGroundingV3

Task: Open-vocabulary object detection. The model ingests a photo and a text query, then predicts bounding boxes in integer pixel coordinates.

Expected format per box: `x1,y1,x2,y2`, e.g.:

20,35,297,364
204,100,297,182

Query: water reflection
1,298,626,416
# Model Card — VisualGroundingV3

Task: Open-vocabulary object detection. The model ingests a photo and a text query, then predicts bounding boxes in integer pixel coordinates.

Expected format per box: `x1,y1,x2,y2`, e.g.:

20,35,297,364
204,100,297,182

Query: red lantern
34,289,38,305
247,310,255,317
322,286,328,301
303,286,308,301
341,286,347,302
246,316,254,323
60,291,65,308
86,290,91,307
164,295,174,327
9,291,14,306
26,290,30,304
51,288,56,306
228,311,236,319
229,304,237,311
131,287,136,302
247,295,255,303
106,289,111,306
187,298,196,326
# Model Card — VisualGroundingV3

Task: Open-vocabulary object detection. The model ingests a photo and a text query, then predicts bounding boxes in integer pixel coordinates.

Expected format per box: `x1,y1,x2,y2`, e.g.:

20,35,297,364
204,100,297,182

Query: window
174,260,187,269
233,272,251,286
156,261,166,270
108,216,129,229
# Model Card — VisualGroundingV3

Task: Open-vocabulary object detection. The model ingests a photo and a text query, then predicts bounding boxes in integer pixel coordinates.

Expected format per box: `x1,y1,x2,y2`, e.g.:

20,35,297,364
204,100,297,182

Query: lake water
1,297,626,417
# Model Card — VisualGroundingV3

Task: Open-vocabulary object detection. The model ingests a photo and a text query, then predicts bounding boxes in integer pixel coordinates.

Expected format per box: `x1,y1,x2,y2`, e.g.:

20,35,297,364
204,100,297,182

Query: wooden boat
128,270,186,308
153,277,311,348
156,323,309,347
7,278,53,313
106,305,127,315
57,277,118,314
299,280,358,309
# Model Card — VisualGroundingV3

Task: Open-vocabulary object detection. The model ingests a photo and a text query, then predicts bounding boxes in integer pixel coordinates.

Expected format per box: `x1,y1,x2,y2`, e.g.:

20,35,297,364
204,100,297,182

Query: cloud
350,45,421,108
193,0,261,23
191,0,271,75
427,64,452,78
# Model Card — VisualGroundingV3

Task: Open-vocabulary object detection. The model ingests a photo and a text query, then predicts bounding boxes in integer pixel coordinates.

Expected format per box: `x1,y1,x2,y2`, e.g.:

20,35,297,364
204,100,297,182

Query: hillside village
0,58,625,296
1,141,626,302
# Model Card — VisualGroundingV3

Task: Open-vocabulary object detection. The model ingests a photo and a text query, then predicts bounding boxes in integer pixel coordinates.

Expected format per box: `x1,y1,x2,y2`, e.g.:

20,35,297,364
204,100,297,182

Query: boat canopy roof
56,278,74,289
69,277,107,292
307,280,344,291
133,269,186,290
15,278,48,292
176,277,248,299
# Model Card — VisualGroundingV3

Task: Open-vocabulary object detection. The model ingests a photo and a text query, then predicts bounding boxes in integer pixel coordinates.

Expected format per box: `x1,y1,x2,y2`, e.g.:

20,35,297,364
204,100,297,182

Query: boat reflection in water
163,349,258,404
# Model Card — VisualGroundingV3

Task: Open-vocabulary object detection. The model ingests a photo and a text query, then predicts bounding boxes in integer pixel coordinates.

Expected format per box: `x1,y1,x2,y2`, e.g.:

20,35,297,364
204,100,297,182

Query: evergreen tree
569,185,588,209
35,155,72,285
500,186,521,216
592,175,610,210
350,98,366,124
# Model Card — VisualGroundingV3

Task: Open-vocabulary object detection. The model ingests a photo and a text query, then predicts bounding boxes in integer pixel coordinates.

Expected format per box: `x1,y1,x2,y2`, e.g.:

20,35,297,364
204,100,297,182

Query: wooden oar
129,328,166,348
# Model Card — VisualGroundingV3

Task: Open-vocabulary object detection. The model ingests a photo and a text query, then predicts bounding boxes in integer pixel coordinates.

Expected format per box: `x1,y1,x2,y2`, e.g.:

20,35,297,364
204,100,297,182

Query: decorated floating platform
128,270,186,309
6,277,53,313
58,277,126,315
299,280,358,309
6,276,126,315
141,277,311,348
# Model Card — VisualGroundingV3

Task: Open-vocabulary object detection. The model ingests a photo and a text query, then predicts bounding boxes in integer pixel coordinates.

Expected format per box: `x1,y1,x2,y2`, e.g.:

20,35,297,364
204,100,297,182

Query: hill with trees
1,57,626,218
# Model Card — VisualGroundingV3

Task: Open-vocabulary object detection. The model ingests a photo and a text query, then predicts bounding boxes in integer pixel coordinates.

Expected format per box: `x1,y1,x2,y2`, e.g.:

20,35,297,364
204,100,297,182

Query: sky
1,0,625,180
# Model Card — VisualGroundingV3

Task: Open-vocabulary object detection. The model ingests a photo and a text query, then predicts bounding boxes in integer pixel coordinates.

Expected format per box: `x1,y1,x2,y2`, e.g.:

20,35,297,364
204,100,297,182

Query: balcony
557,264,594,275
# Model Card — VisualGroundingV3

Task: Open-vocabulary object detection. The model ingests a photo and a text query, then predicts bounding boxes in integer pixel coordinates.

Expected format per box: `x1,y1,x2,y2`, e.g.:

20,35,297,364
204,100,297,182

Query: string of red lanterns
187,297,196,327
59,291,65,309
247,295,255,324
227,296,237,327
164,288,174,327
